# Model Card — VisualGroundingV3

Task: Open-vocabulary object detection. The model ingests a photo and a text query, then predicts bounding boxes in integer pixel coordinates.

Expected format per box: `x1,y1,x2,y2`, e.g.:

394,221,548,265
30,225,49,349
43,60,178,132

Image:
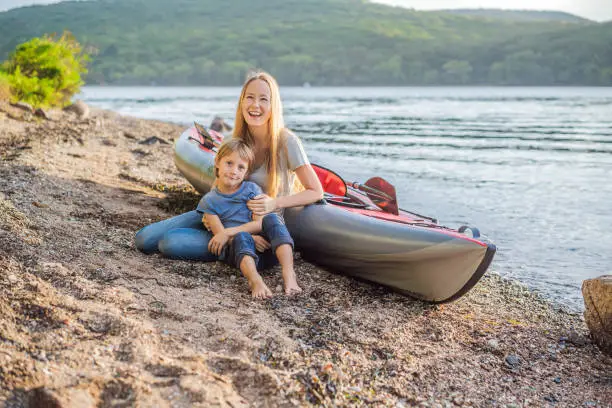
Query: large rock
210,116,232,134
63,99,90,119
28,387,96,408
582,275,612,355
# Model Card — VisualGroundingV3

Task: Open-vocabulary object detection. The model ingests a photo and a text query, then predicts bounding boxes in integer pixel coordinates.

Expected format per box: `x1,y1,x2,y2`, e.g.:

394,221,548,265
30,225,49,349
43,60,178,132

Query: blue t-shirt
196,181,263,228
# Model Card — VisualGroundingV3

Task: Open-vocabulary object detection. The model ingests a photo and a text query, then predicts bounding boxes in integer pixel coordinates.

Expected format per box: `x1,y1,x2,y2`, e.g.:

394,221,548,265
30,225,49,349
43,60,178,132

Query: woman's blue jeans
134,211,291,270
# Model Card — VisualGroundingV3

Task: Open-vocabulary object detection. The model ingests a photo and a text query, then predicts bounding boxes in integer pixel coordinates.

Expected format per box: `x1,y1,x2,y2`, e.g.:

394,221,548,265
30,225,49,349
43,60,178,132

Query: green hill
0,0,609,85
435,9,591,23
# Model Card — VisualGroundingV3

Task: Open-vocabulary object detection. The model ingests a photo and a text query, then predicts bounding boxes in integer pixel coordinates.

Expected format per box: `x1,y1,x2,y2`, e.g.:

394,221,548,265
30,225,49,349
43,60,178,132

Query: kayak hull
174,126,496,303
284,203,495,302
174,126,217,192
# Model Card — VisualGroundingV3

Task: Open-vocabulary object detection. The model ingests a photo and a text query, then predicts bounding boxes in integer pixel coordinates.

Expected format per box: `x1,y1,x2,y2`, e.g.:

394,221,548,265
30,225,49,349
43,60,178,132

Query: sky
0,0,611,21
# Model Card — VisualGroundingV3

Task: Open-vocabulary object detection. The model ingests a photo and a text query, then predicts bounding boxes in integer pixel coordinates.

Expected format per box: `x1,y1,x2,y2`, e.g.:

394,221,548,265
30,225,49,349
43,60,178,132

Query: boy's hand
208,232,230,255
247,194,277,216
252,235,271,252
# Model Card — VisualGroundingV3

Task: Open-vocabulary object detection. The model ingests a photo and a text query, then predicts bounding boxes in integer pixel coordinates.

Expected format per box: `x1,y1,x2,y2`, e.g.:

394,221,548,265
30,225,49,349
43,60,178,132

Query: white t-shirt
247,130,310,198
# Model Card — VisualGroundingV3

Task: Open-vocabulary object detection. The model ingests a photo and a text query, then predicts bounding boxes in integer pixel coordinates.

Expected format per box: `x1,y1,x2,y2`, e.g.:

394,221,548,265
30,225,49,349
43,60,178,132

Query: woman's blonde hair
233,71,285,198
214,139,255,178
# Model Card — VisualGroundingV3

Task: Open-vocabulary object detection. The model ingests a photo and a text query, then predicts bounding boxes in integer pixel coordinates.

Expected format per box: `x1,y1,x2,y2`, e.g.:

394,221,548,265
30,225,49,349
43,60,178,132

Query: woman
134,71,324,263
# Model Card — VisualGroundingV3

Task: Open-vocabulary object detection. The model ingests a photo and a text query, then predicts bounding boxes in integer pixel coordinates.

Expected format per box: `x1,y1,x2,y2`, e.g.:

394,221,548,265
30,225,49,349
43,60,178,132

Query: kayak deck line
341,206,488,247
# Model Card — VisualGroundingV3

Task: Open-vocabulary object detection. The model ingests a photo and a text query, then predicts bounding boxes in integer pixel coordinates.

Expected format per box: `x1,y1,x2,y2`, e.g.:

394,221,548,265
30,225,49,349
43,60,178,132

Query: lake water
79,86,612,311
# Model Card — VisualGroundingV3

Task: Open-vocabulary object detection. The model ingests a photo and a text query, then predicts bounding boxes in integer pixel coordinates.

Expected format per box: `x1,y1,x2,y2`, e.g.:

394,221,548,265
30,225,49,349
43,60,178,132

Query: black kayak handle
188,136,217,151
458,225,480,238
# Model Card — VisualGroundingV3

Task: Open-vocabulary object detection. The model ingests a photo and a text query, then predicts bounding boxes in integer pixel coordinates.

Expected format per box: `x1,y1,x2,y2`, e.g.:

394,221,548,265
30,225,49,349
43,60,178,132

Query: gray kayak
174,126,496,303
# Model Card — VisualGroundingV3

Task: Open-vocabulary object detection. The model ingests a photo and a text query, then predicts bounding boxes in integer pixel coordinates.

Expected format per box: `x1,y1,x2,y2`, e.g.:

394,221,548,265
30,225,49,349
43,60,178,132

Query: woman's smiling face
241,79,272,129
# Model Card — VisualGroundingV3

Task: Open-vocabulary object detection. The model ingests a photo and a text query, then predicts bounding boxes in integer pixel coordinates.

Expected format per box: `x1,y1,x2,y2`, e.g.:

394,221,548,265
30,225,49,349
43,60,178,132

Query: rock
10,101,34,113
582,275,612,355
486,339,500,351
138,136,169,145
210,116,232,134
34,108,50,120
29,387,63,408
28,387,95,408
566,330,588,347
63,99,90,119
504,354,521,368
544,394,559,403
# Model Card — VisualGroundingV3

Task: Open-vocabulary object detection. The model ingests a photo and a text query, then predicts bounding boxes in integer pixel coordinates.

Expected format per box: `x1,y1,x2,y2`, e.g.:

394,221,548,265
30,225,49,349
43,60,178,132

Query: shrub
2,32,90,108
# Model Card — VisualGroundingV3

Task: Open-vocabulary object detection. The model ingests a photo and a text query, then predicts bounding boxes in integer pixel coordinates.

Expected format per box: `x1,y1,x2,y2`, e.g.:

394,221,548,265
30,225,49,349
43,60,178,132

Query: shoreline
77,87,608,314
0,103,610,407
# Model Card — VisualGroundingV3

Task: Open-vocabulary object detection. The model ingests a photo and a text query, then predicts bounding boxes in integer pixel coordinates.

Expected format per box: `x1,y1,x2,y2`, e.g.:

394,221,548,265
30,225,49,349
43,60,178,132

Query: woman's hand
247,194,277,216
202,216,211,231
208,232,230,256
252,235,271,252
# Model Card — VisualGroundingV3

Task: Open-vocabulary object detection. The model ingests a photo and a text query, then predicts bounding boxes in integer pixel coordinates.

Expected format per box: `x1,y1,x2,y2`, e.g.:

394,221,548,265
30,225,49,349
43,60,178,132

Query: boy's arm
203,213,230,256
203,213,225,235
203,212,262,237
218,183,265,236
225,216,263,236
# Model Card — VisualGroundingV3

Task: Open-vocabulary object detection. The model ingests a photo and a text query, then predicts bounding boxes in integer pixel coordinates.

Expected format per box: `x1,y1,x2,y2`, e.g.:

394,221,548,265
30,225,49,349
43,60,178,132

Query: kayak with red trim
174,125,496,303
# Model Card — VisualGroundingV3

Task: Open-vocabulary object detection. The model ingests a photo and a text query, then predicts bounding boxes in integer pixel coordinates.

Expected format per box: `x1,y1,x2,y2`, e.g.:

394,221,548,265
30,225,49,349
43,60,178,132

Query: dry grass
0,73,11,102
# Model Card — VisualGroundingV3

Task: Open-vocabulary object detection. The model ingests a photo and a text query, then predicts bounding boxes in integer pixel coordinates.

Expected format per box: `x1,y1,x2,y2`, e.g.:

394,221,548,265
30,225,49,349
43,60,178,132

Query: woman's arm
275,163,324,210
248,164,324,215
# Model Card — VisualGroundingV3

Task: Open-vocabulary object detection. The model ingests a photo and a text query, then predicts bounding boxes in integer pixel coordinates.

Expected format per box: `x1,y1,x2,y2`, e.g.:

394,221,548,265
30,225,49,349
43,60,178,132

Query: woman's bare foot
249,278,273,299
283,271,302,296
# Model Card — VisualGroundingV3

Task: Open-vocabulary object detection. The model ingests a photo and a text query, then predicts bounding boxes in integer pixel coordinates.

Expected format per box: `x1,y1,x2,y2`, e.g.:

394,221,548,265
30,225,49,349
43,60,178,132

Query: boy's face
216,151,249,190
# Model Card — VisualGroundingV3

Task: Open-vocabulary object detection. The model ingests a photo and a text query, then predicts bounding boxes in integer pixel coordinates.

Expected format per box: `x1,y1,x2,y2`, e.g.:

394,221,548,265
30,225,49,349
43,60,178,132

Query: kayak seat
312,164,347,197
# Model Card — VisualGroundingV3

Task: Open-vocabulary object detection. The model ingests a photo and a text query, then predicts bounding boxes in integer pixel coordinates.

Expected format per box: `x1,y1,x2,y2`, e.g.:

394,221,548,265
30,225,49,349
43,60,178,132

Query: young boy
198,139,302,299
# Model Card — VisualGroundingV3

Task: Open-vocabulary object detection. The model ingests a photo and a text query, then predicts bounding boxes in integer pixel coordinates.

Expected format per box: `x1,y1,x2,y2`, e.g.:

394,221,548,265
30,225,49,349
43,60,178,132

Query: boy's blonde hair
214,139,255,178
233,70,285,198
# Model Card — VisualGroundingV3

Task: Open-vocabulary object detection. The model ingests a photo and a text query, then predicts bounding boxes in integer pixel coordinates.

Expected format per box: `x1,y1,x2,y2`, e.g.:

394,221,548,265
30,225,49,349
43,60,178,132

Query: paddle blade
364,177,398,215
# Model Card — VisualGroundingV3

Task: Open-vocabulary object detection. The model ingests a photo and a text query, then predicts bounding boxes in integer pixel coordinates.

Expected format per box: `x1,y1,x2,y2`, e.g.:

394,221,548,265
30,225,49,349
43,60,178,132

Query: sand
0,103,610,407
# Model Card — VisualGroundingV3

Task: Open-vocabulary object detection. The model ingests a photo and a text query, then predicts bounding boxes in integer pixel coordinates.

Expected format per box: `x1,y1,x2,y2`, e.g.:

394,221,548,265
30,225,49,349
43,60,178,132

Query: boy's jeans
225,213,294,270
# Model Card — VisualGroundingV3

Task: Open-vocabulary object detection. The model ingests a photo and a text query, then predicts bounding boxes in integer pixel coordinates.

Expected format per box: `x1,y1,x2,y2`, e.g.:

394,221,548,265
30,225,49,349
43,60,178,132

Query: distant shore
80,84,612,88
0,103,609,407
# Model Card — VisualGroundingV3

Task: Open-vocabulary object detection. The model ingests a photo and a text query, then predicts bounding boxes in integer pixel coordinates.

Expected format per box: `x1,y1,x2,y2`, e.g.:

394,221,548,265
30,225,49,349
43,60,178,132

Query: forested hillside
438,9,591,23
0,0,610,85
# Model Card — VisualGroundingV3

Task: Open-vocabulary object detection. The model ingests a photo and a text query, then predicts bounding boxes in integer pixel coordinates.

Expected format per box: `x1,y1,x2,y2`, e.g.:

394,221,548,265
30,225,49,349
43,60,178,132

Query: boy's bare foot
283,275,302,296
249,278,273,299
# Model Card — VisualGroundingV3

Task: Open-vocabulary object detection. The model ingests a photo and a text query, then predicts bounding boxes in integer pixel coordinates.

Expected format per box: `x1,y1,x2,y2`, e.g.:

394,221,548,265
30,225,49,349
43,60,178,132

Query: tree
1,32,90,107
442,60,473,84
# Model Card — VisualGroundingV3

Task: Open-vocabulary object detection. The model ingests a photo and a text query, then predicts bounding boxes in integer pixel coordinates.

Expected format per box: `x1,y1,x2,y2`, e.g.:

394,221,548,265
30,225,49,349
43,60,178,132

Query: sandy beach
0,103,610,407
